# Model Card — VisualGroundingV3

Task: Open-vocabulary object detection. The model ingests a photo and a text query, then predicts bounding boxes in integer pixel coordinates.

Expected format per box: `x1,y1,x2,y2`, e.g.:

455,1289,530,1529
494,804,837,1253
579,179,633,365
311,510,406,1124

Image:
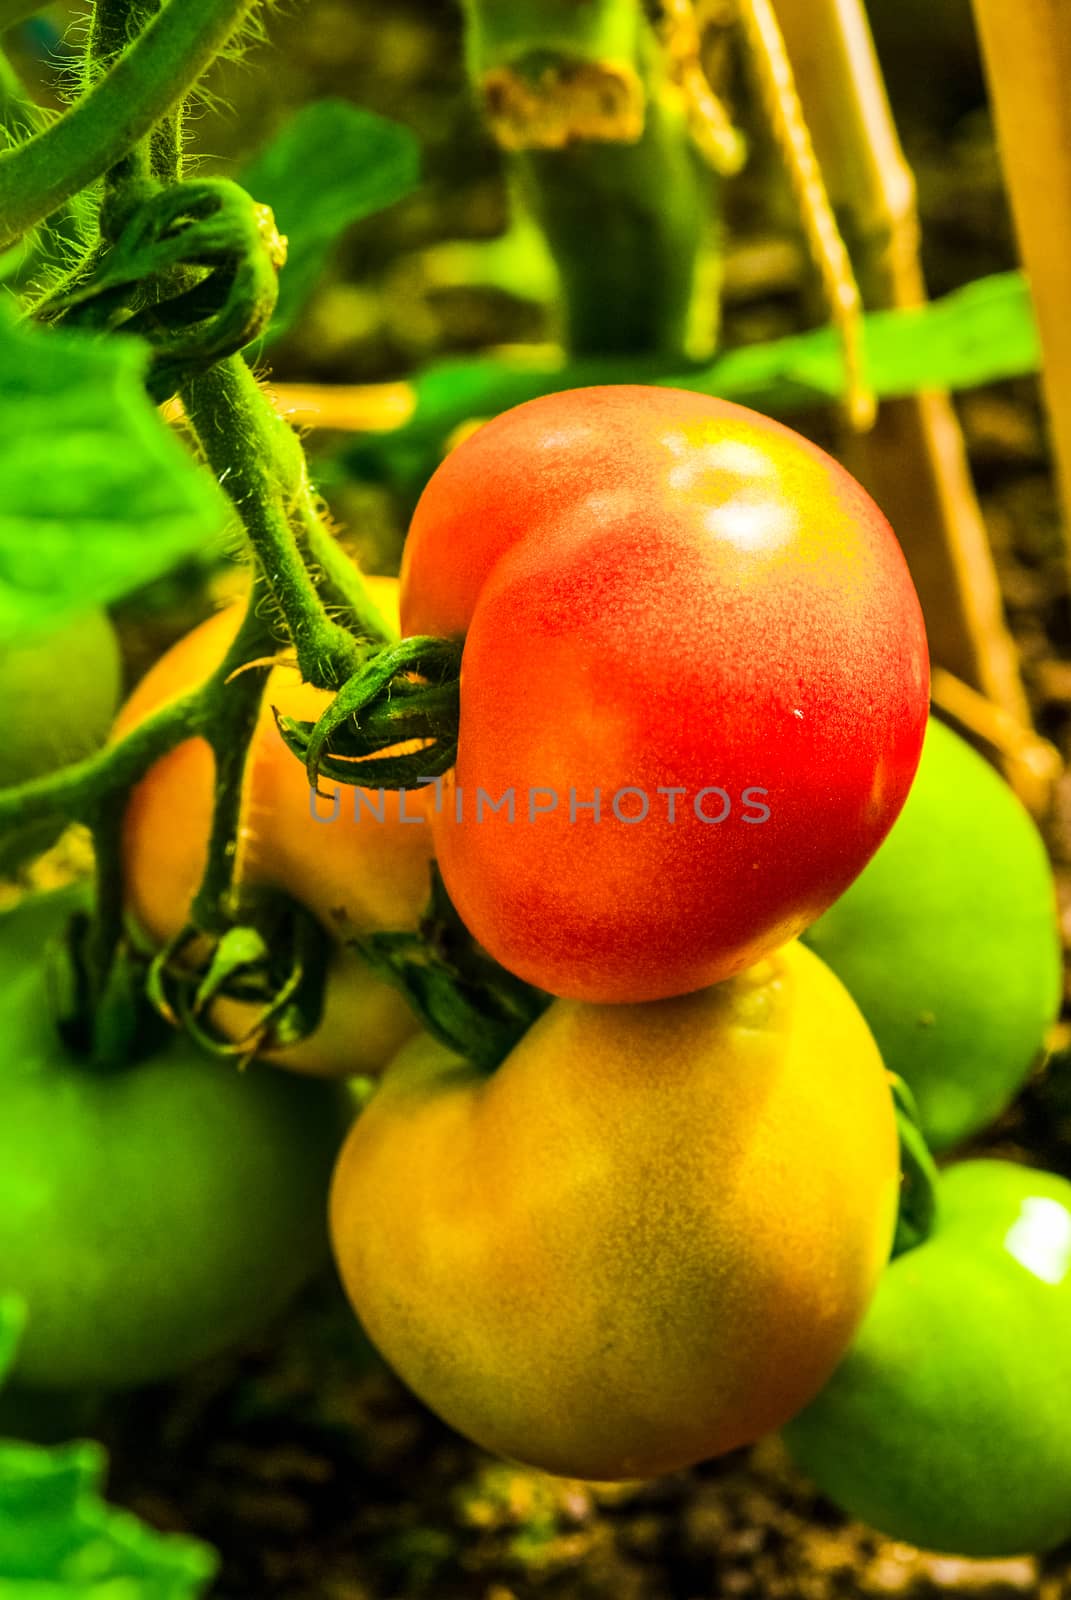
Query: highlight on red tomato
401,386,930,1003
113,576,434,1076
330,939,900,1481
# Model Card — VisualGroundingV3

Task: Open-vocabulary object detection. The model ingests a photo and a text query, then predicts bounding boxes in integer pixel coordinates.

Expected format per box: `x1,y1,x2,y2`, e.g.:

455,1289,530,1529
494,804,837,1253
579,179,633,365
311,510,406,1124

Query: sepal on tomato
888,1073,940,1260
42,887,172,1072
272,634,461,793
353,864,550,1071
144,891,332,1063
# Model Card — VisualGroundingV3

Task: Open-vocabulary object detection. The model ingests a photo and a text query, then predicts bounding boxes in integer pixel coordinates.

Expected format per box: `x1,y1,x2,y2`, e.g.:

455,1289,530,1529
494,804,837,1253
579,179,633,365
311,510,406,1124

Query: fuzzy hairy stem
176,362,400,932
188,573,279,931
85,0,185,187
181,357,393,683
0,0,254,251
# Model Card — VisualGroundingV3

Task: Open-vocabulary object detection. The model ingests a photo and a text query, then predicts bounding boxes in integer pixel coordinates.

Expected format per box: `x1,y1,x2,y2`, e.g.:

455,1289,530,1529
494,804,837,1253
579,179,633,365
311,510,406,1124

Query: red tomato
402,387,929,1003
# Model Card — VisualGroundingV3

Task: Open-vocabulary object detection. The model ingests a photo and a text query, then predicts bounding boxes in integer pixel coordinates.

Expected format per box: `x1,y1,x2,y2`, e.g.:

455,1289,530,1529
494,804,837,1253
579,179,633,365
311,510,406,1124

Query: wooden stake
971,0,1071,577
770,0,1038,761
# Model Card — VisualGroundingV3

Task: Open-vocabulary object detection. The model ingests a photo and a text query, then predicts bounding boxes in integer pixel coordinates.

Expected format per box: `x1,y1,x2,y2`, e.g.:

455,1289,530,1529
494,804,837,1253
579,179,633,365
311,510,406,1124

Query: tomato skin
803,718,1062,1150
0,608,121,875
0,888,351,1391
400,386,925,640
409,388,928,1002
330,940,899,1481
783,1160,1071,1556
113,578,433,1075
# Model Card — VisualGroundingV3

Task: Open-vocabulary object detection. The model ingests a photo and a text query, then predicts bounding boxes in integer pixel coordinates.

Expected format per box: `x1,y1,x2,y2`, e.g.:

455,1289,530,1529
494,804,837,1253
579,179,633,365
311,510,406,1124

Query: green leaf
691,269,1040,410
338,270,1040,494
240,99,420,341
0,1438,217,1595
0,1302,24,1389
0,309,230,647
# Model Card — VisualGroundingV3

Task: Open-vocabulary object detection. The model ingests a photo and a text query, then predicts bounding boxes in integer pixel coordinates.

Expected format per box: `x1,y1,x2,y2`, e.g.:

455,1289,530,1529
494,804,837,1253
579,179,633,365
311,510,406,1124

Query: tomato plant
2,0,1069,1583
0,608,121,875
113,576,433,1075
330,940,900,1481
783,1159,1071,1556
803,717,1061,1150
401,385,930,1002
0,888,350,1391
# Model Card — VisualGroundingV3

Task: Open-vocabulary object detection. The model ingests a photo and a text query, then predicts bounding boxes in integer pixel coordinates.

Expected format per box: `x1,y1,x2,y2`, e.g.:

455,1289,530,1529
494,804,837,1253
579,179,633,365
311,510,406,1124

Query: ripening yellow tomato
113,577,433,1075
330,939,900,1480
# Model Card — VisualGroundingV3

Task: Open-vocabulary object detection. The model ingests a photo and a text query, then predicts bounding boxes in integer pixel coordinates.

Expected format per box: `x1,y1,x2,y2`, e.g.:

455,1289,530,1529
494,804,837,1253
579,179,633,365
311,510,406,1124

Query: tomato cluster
3,387,1065,1561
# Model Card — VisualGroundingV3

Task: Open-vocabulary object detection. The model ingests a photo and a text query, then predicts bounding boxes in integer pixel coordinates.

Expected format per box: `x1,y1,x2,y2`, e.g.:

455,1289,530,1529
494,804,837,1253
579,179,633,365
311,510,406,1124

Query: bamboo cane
769,0,1040,785
971,0,1071,584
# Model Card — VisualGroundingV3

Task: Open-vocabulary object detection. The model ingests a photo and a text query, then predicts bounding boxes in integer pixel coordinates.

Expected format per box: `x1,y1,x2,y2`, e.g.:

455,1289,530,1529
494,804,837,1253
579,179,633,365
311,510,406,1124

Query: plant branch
0,0,255,252
462,0,723,362
0,691,200,829
188,572,279,931
181,356,393,684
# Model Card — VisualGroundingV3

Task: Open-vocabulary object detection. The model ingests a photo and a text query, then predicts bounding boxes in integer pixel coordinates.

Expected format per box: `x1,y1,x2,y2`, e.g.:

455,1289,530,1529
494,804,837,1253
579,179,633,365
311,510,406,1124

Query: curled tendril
38,177,287,400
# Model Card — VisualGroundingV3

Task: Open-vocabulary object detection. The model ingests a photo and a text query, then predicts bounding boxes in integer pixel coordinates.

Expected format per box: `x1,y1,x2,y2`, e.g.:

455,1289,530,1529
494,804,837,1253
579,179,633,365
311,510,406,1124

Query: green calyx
354,866,551,1072
889,1072,941,1259
144,893,333,1062
274,634,463,793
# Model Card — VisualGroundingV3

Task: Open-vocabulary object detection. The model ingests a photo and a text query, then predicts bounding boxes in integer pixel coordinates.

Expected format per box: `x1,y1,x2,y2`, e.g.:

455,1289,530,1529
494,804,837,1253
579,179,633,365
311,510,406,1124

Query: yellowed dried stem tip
479,57,646,149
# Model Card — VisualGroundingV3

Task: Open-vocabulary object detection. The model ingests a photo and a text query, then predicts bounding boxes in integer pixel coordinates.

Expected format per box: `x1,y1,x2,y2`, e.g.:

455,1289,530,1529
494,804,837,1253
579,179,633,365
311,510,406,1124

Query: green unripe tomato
0,609,122,874
783,1160,1071,1556
0,888,350,1390
803,718,1060,1150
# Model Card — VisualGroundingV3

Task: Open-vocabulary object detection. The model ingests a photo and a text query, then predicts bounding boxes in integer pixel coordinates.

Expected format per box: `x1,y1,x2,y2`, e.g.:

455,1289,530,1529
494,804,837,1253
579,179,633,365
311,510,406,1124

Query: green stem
85,0,162,187
298,496,399,641
85,0,185,190
176,361,401,931
188,575,278,931
0,47,90,280
462,0,721,362
519,78,719,358
0,691,200,829
83,804,128,1006
0,0,254,251
181,356,392,684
